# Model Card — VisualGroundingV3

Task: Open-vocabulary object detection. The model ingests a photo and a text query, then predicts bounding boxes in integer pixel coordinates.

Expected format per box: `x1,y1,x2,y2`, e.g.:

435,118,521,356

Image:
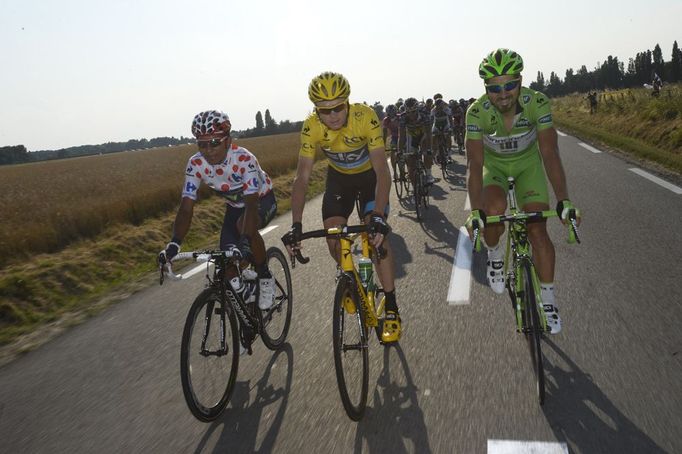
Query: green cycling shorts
483,150,549,207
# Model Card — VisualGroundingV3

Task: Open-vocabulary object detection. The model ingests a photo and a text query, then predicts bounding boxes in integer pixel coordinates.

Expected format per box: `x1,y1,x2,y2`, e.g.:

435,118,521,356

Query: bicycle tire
400,160,411,196
439,144,449,179
260,247,293,350
392,159,404,199
521,260,546,405
180,287,240,422
332,274,369,421
414,169,423,220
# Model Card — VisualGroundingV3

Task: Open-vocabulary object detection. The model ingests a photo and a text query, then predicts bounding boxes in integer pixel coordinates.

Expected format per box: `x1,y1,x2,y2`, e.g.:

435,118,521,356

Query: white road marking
577,142,602,153
488,440,568,454
556,130,567,137
629,168,682,194
182,225,279,279
448,226,473,305
464,194,471,211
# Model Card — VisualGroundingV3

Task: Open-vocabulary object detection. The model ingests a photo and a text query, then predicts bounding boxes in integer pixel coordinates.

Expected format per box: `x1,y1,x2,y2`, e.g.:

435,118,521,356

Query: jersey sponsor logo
185,182,198,194
467,125,481,132
354,111,363,120
370,119,379,128
515,118,531,127
522,95,531,104
536,97,546,104
323,145,370,169
302,125,311,137
343,136,364,147
483,101,491,110
538,114,552,124
302,142,315,150
186,166,193,174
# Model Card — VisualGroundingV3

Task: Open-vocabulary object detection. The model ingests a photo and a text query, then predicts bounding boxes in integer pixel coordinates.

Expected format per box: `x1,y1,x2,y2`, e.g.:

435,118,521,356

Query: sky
1,0,680,151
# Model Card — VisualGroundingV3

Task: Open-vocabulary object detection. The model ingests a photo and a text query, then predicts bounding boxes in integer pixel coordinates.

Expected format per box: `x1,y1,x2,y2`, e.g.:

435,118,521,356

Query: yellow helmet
308,71,351,104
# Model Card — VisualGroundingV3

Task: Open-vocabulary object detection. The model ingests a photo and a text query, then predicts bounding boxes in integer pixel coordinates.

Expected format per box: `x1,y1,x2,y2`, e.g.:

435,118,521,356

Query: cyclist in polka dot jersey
159,110,278,311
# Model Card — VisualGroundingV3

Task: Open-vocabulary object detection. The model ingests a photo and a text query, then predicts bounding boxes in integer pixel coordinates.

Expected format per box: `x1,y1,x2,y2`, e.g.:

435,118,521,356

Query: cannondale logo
227,289,253,329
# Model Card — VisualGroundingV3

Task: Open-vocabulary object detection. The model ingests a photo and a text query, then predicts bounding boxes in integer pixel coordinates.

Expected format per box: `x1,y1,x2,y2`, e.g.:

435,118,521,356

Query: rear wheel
332,275,369,421
260,247,293,350
393,158,404,199
180,288,239,422
521,261,545,405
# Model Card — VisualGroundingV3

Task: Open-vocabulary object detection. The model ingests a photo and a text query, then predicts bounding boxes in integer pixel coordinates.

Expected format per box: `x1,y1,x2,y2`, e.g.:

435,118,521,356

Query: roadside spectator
652,73,663,97
586,91,598,114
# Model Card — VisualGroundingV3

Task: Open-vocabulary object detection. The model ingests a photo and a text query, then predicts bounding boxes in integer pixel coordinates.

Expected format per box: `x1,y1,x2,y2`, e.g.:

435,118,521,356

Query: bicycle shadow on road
541,338,668,454
353,343,433,454
385,232,411,280
193,343,294,454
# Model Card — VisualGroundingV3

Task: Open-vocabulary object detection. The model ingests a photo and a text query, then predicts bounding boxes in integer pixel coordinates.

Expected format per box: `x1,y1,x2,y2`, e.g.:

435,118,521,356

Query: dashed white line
447,226,473,305
464,194,471,211
577,142,602,153
556,130,567,137
629,168,682,194
488,440,568,454
182,225,279,279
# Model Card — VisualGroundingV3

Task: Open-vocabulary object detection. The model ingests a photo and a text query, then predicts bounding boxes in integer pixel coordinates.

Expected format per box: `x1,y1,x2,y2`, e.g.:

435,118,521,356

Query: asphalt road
1,133,680,453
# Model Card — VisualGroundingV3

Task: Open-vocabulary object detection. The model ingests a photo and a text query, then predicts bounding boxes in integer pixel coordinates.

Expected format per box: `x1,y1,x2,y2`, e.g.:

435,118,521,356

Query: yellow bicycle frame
330,227,383,328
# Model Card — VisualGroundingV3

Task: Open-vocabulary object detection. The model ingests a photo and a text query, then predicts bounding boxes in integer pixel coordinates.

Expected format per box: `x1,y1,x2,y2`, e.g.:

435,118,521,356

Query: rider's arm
465,138,485,210
171,197,195,243
291,155,314,224
537,127,569,201
369,148,391,215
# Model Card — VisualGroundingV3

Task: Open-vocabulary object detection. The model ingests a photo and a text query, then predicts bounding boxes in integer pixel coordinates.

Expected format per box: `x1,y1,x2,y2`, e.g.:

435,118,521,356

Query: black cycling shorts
322,166,389,220
220,191,277,249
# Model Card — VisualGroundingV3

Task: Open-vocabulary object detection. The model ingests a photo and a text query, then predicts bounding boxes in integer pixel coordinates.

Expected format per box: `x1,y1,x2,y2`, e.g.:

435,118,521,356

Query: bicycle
472,176,579,405
282,224,388,421
160,245,293,421
405,135,430,221
452,123,465,155
391,146,411,201
433,127,452,179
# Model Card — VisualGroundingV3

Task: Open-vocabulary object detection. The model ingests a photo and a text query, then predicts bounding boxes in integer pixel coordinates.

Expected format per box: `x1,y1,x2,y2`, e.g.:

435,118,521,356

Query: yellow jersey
299,103,385,175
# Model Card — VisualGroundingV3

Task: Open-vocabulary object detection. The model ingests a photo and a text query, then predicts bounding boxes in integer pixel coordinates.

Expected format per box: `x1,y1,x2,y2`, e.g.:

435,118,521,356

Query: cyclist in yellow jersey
465,49,581,334
286,71,402,343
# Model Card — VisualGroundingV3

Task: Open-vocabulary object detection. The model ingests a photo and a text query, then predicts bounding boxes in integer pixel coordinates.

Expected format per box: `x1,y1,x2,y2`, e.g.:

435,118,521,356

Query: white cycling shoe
486,260,505,294
258,276,275,310
543,303,562,334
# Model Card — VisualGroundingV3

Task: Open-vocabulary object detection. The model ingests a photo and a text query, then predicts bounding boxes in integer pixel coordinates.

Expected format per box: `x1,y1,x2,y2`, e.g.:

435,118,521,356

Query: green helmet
478,48,524,79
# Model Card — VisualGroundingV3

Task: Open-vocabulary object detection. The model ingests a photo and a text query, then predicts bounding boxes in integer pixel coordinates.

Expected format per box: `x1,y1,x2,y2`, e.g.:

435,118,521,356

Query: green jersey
465,87,553,160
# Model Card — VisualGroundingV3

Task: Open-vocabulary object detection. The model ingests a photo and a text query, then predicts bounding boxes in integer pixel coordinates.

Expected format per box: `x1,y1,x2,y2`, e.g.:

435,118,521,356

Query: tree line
0,136,194,166
529,41,682,97
235,109,303,138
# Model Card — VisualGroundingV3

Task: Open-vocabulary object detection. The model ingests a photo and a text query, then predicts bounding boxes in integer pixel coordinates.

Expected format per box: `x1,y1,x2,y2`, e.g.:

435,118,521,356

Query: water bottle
358,257,373,289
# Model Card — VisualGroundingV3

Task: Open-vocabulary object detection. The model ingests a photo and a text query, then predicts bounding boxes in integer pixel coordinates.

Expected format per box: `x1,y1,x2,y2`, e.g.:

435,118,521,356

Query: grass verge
0,160,329,362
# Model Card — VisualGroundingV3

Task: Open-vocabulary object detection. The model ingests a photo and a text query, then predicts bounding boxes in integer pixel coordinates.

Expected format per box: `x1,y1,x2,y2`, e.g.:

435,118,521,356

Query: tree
255,111,264,130
670,40,682,82
653,43,664,77
531,71,546,92
264,109,277,132
0,145,29,165
371,102,385,120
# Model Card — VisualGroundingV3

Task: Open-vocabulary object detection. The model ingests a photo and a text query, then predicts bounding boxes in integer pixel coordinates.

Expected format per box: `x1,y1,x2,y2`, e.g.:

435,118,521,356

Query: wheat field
0,132,303,267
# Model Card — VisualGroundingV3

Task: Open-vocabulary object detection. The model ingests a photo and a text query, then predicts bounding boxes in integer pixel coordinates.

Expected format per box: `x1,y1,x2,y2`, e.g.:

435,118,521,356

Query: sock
426,168,432,177
384,290,398,313
486,241,503,261
540,282,555,307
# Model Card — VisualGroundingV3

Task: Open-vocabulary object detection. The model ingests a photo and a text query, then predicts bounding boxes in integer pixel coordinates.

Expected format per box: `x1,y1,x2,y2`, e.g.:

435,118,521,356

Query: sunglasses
485,79,521,94
316,102,348,115
197,136,228,149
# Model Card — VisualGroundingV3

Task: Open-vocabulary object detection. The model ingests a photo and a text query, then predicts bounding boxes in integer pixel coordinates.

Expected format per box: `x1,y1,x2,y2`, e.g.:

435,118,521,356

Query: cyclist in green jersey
464,49,581,334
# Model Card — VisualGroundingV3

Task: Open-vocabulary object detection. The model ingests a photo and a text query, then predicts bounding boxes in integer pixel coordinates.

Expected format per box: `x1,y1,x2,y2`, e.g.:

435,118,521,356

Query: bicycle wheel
260,247,293,350
181,287,240,422
520,261,545,405
400,160,411,196
438,144,449,179
392,158,404,199
414,169,423,221
333,274,369,421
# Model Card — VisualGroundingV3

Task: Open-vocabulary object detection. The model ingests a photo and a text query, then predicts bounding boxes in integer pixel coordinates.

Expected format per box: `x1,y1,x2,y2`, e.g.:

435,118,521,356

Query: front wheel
333,275,369,421
520,261,545,405
180,288,240,422
260,247,293,350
